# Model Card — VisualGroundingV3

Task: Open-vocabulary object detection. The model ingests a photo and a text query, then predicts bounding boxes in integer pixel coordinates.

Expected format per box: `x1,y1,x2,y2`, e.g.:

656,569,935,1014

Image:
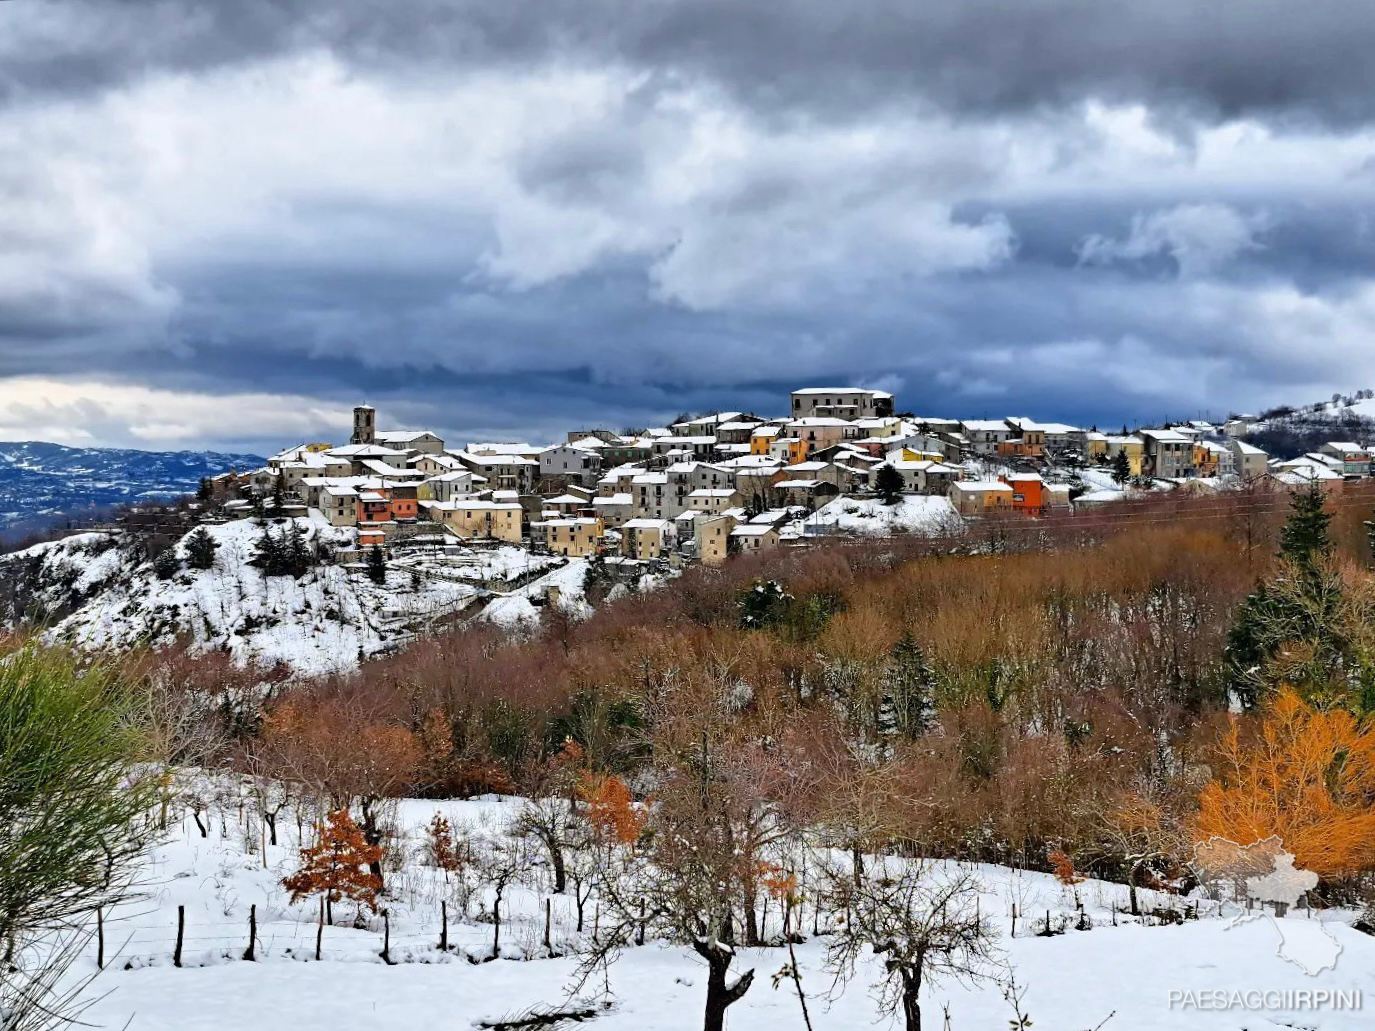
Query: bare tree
577,757,769,1031
824,859,999,1031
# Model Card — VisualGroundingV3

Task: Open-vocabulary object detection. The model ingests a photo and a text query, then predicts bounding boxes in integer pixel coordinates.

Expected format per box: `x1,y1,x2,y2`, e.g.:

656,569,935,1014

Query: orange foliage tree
1195,687,1375,878
576,772,647,846
283,808,385,938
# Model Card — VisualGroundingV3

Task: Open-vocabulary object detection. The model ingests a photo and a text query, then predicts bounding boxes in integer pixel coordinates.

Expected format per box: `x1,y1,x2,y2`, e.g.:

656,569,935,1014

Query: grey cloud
6,1,1375,127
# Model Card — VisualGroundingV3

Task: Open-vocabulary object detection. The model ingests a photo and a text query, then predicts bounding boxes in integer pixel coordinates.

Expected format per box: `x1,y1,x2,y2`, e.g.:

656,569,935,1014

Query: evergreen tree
880,630,937,740
875,463,905,505
269,480,285,518
1111,449,1132,485
184,526,219,570
582,552,613,605
152,549,180,580
284,521,311,577
196,476,213,503
1278,483,1332,569
251,525,284,575
366,543,387,585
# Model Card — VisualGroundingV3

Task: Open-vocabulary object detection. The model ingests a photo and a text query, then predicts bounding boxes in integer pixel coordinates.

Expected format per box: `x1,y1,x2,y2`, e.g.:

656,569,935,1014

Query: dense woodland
100,483,1375,889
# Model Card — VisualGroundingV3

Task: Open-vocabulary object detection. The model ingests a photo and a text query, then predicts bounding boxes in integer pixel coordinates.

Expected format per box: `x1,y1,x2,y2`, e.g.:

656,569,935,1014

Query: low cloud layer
3,2,1375,450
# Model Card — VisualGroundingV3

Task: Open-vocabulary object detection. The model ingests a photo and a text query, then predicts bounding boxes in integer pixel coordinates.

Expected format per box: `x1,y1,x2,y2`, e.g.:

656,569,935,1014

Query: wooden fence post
382,910,393,965
316,895,324,961
174,906,185,968
544,899,552,955
439,900,448,952
244,904,257,961
96,908,104,970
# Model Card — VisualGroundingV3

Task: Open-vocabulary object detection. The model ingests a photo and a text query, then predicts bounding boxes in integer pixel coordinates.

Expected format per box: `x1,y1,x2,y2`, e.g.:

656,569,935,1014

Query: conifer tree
879,630,937,740
251,525,284,575
1111,449,1132,485
184,526,219,570
875,463,905,505
1278,483,1332,569
366,543,387,584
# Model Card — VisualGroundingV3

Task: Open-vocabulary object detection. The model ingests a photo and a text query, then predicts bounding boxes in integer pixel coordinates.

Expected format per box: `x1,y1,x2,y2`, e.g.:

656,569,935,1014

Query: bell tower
351,404,375,446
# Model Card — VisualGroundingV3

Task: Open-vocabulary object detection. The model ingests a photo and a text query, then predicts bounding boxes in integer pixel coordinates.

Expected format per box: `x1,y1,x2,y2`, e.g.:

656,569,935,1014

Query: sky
5,1,1375,453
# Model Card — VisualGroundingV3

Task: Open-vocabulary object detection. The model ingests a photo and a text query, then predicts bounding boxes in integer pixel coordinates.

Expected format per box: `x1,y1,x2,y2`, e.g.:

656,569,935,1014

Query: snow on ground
806,495,963,536
72,793,1375,1031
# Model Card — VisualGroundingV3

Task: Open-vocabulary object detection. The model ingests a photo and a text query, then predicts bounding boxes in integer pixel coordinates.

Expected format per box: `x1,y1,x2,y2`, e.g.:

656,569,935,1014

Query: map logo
1193,835,1341,976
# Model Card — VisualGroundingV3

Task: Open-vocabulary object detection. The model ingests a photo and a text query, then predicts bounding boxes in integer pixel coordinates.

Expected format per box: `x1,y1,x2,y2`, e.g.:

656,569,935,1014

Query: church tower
351,404,375,446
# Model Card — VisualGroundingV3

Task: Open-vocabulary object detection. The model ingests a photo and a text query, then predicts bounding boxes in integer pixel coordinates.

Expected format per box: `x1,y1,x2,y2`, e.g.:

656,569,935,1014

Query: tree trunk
547,835,567,894
744,882,761,946
697,944,755,1031
264,811,278,846
901,968,922,1031
360,799,386,893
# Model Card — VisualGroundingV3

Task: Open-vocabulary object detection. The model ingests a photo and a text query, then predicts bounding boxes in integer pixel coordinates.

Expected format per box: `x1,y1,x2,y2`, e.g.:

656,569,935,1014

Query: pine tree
739,579,792,628
269,480,285,517
880,630,937,740
251,526,283,575
283,808,385,921
152,549,180,580
284,521,310,577
196,477,213,503
875,463,905,505
366,543,387,585
184,527,219,570
1278,483,1332,568
1111,449,1132,485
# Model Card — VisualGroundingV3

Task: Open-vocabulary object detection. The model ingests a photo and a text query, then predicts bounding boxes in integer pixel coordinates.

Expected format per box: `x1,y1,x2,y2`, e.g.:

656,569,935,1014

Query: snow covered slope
75,790,1375,1031
0,440,263,539
0,518,588,674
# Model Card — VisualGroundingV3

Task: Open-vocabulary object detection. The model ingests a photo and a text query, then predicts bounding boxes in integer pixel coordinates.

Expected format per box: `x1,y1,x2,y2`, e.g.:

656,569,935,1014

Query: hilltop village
201,387,1375,570
192,387,1375,575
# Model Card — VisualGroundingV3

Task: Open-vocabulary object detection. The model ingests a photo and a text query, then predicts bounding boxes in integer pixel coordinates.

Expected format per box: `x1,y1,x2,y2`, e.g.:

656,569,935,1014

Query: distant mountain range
0,441,264,542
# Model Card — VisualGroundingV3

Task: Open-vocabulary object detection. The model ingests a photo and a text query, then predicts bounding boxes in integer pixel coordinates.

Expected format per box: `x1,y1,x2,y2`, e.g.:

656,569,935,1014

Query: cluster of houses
207,389,1374,570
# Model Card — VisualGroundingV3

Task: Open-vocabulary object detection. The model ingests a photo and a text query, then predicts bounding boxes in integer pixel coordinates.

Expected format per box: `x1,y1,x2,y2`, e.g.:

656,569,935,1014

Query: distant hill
0,441,264,542
1241,396,1375,460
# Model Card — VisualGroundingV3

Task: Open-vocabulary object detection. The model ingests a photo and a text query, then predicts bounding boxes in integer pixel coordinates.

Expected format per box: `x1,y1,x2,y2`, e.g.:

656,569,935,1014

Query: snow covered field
73,794,1375,1031
808,496,963,537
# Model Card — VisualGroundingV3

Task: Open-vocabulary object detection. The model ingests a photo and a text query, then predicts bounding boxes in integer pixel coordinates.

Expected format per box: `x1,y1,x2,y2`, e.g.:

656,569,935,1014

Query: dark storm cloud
7,0,1375,127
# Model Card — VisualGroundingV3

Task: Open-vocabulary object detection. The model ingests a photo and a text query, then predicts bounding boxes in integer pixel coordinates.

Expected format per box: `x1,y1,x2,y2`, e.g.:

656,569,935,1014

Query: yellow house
900,447,946,463
948,480,1015,516
1193,441,1219,477
750,426,782,456
1085,432,1108,461
530,517,602,557
1103,436,1145,476
695,514,736,566
426,500,523,543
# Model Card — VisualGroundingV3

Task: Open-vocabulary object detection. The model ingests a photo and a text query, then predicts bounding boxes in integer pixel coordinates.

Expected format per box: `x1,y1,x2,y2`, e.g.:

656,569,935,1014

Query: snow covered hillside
0,518,591,674
75,789,1375,1031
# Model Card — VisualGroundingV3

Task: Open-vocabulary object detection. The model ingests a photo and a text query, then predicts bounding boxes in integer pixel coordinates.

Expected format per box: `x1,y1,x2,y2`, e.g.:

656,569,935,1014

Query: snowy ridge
0,518,593,674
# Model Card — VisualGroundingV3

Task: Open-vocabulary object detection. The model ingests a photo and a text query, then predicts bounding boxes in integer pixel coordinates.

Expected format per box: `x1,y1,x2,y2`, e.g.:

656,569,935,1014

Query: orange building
1001,473,1046,512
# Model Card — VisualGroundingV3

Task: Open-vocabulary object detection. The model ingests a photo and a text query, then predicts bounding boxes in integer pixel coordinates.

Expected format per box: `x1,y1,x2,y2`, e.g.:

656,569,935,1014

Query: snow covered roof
622,518,672,530
688,488,739,498
327,443,409,458
731,524,780,536
951,480,1015,492
792,387,892,397
593,493,633,506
